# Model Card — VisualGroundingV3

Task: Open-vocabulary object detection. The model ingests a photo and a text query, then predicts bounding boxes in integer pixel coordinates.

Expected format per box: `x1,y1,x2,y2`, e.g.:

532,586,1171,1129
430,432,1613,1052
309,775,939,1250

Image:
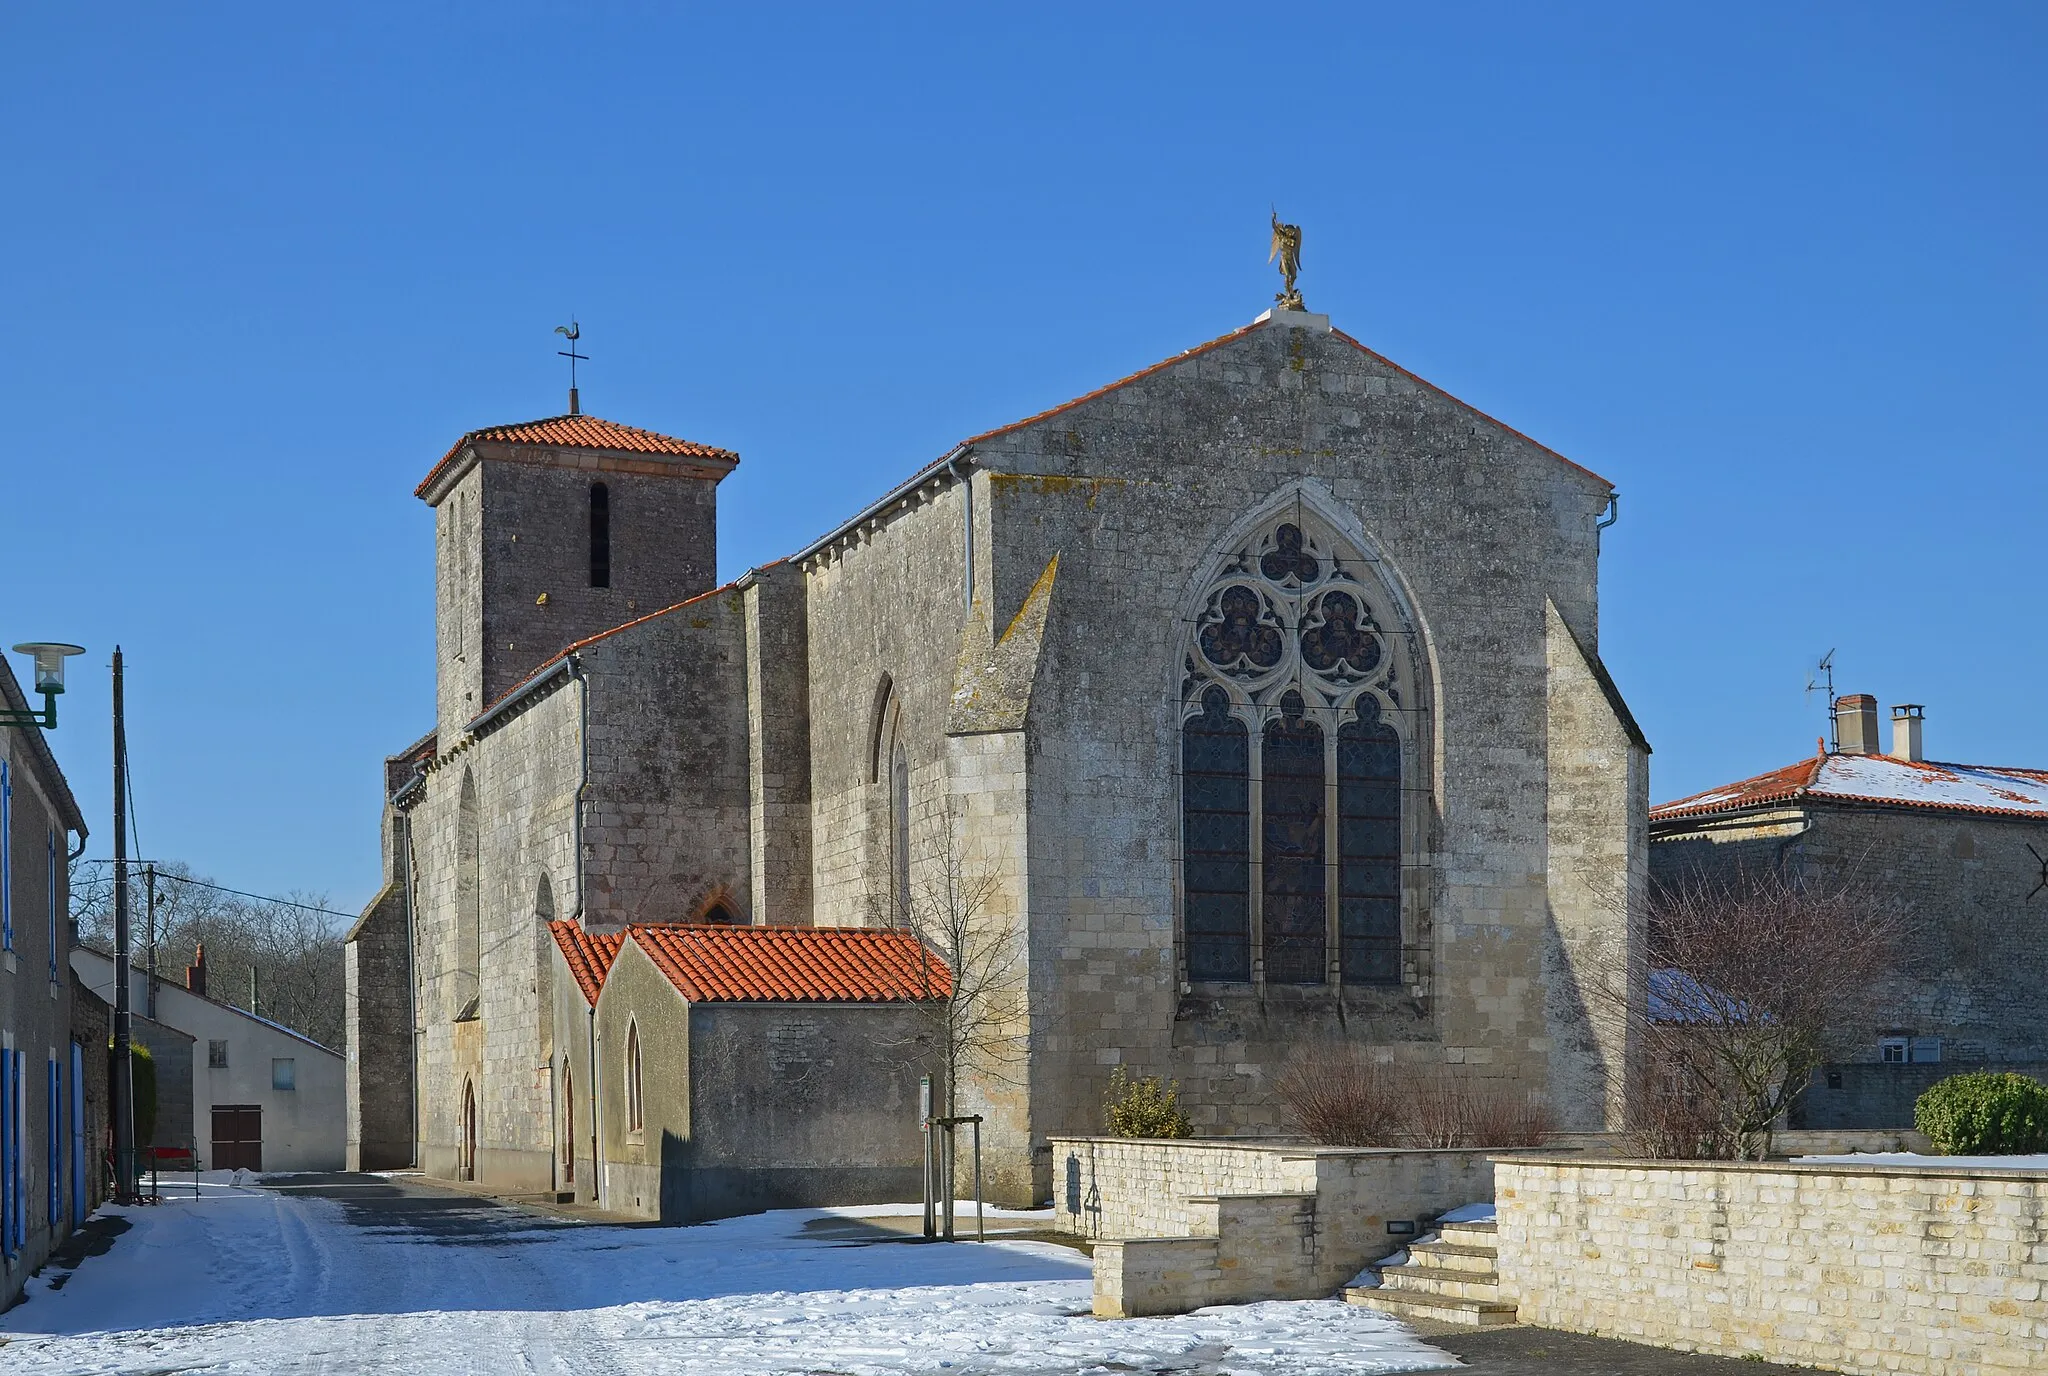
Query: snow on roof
1652,752,2048,823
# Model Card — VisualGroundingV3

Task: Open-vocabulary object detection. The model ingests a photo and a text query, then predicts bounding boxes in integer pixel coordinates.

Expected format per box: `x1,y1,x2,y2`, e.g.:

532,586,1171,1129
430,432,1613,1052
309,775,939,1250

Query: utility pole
111,646,137,1202
145,863,158,1020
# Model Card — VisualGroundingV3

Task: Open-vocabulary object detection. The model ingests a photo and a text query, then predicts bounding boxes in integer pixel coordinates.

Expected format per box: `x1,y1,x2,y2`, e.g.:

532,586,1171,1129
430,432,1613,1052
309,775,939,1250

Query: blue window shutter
70,1042,85,1227
2,759,12,952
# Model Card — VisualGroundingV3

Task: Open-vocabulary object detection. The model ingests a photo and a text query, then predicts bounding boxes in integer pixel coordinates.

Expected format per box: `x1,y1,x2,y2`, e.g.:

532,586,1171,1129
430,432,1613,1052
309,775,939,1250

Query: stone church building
347,300,1648,1206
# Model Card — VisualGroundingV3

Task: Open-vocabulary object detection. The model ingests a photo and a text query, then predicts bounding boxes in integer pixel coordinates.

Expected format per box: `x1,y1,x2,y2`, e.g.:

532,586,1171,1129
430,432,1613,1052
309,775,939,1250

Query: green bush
1914,1071,2048,1155
110,1040,158,1145
1104,1066,1193,1139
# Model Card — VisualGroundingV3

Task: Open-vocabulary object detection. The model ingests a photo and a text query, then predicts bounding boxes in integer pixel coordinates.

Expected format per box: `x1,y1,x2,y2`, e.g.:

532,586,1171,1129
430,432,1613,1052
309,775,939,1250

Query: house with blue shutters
0,650,94,1308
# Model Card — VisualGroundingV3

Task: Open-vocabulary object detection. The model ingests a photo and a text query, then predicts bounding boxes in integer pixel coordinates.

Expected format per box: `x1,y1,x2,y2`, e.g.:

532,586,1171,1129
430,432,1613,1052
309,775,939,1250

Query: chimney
1834,694,1881,754
186,942,207,998
1891,704,1925,763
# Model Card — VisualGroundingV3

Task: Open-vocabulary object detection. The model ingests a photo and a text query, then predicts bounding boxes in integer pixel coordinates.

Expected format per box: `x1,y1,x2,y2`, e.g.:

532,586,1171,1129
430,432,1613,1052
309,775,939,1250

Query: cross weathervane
555,320,588,414
2028,843,2048,902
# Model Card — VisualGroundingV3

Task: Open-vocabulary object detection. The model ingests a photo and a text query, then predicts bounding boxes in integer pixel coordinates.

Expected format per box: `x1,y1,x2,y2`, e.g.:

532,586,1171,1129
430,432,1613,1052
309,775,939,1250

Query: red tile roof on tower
415,414,739,498
630,924,950,1003
1652,753,2048,824
548,921,627,1007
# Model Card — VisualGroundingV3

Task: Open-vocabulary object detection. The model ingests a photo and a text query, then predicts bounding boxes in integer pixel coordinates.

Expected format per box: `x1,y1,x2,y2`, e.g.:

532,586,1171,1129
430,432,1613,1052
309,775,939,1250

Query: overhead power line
74,861,352,921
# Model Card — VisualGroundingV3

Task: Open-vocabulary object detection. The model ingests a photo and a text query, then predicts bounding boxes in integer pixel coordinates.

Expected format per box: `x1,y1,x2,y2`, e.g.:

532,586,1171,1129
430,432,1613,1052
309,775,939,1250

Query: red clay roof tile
416,414,738,499
629,924,950,1003
548,921,626,1007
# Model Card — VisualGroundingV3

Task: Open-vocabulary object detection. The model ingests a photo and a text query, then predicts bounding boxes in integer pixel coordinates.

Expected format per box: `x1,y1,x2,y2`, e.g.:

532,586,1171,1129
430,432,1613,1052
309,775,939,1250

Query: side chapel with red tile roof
347,292,1650,1218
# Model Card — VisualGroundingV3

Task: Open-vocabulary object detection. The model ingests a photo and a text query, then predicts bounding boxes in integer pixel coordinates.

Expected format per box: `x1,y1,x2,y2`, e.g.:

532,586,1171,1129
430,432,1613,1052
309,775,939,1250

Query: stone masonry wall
1058,1135,1509,1316
1496,1156,2048,1376
406,682,581,1189
345,806,415,1171
580,590,754,928
744,564,813,926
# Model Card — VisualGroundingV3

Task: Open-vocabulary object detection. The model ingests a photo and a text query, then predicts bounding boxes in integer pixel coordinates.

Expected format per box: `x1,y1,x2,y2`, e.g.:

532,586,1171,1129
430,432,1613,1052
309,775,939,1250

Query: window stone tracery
1179,514,1411,988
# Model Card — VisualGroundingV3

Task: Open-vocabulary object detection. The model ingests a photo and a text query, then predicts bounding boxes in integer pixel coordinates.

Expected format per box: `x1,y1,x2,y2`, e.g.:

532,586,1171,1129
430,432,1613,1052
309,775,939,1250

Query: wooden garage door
211,1105,262,1171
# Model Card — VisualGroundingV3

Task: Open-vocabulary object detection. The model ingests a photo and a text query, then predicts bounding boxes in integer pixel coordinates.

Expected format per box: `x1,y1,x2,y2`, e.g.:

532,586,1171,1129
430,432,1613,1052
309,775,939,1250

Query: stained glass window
1262,692,1326,984
1339,698,1402,984
1179,509,1410,990
1182,688,1250,981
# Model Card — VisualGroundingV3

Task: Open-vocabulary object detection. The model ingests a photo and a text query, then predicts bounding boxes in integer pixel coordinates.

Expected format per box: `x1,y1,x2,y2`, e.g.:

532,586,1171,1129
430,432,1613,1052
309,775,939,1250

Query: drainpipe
1595,493,1620,538
588,1004,603,1208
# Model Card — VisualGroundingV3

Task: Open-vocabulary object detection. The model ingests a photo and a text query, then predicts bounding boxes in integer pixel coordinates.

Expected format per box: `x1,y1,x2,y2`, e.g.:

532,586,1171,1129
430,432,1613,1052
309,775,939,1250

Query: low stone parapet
1051,1136,1517,1317
1494,1156,2048,1376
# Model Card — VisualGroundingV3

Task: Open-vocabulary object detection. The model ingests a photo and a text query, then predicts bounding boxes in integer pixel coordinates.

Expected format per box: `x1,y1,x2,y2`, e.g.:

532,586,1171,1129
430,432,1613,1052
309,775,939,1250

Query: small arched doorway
460,1079,477,1182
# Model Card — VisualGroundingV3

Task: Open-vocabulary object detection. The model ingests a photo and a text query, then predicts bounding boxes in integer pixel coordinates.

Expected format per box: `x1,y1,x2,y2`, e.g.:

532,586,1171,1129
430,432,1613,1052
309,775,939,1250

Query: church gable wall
404,683,581,1190
962,320,1629,1149
579,588,754,927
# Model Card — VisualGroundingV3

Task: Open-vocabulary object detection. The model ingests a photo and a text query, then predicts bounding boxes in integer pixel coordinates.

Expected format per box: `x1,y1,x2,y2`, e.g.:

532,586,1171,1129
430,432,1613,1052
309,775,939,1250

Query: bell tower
415,414,740,734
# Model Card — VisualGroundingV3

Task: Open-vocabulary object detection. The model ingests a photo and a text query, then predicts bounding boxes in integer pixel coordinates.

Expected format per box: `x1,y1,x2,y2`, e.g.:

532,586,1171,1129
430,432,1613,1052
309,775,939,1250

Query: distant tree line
71,858,347,1051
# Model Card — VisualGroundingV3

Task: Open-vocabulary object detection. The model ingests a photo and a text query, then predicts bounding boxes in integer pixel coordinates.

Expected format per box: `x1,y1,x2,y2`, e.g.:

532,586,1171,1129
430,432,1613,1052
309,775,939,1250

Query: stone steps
1345,1214,1515,1328
1376,1263,1506,1303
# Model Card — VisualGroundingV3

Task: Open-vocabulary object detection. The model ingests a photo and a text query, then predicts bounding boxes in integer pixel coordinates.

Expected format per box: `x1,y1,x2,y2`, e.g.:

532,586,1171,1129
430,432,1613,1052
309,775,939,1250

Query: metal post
110,647,137,1203
941,1122,955,1241
919,1076,934,1241
144,863,158,1021
972,1116,984,1243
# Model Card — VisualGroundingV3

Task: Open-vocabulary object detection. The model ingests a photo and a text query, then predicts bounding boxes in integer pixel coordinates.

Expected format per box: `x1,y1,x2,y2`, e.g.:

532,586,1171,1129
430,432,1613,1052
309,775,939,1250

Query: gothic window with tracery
1179,514,1409,987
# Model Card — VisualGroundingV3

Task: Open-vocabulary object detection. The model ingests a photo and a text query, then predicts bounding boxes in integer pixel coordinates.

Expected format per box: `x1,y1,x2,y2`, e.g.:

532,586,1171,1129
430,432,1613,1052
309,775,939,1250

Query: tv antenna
555,320,587,415
1804,649,1837,752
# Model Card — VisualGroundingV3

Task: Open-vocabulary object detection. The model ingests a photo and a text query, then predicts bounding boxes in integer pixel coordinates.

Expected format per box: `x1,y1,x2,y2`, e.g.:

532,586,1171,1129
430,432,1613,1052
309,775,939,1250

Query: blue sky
4,4,2042,911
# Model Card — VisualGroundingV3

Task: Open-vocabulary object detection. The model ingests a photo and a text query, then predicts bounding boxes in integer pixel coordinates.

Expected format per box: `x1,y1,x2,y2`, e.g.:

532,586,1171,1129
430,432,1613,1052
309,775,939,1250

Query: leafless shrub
1277,1048,1558,1148
1454,1080,1559,1148
1274,1043,1402,1146
1592,863,1910,1160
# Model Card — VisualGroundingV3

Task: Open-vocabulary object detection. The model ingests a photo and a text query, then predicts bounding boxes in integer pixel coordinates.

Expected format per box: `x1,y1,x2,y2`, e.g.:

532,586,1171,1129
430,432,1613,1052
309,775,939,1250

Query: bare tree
1593,864,1911,1160
71,858,347,1049
896,850,1029,1125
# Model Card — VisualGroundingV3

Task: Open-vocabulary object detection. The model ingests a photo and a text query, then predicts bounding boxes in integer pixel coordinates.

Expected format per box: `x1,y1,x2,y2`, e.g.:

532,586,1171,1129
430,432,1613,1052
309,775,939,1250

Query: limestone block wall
406,683,581,1189
580,591,754,928
345,808,416,1171
1496,1157,2048,1376
802,475,972,925
744,565,813,925
1049,1136,1315,1238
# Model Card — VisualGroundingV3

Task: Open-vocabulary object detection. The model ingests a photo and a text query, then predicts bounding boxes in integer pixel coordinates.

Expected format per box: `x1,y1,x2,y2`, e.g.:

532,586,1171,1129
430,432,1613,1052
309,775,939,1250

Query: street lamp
3,643,87,728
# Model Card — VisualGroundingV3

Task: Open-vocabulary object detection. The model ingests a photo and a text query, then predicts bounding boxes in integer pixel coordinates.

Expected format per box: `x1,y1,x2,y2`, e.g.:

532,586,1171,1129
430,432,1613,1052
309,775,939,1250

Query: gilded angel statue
1269,212,1304,310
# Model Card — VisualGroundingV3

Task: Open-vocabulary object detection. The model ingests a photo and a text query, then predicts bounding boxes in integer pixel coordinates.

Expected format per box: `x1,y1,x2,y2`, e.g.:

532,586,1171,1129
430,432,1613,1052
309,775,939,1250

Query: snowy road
0,1174,1458,1376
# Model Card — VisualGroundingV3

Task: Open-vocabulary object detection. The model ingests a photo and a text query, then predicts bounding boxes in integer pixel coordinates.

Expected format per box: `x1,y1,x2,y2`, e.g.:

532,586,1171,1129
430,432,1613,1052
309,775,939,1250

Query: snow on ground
1793,1152,2048,1170
0,1176,1458,1376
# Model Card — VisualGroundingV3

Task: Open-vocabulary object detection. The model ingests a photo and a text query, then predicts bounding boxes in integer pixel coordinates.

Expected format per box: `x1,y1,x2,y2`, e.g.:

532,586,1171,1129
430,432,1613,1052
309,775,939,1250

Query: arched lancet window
890,740,910,924
1339,697,1402,982
535,873,555,924
700,901,739,926
1263,690,1326,984
1179,510,1413,988
455,771,481,1019
561,1060,575,1184
624,1020,644,1136
589,482,611,588
1182,687,1250,981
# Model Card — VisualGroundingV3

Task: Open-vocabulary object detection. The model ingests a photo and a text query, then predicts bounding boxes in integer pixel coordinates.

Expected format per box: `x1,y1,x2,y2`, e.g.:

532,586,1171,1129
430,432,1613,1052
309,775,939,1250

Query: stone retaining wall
1495,1156,2048,1376
1051,1136,1510,1316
